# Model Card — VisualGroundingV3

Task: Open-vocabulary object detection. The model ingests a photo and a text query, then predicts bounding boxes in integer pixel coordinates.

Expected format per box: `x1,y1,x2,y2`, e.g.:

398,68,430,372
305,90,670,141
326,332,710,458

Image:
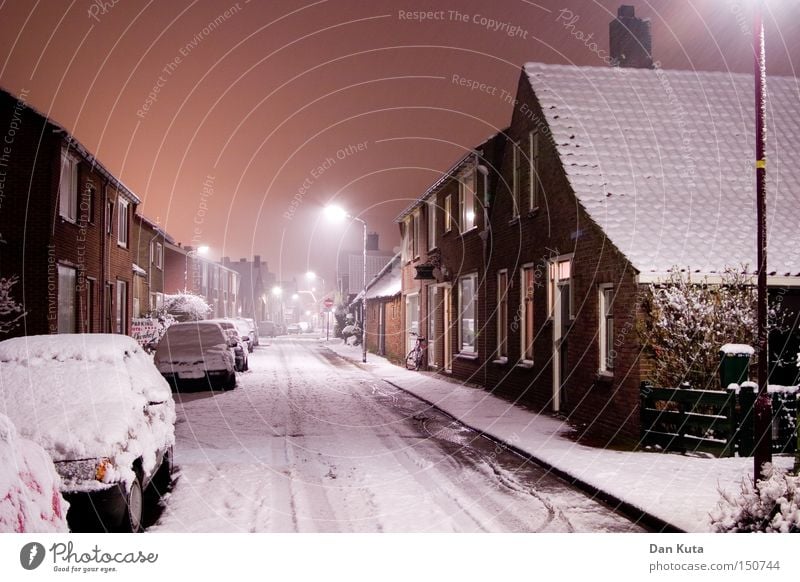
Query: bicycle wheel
405,348,420,370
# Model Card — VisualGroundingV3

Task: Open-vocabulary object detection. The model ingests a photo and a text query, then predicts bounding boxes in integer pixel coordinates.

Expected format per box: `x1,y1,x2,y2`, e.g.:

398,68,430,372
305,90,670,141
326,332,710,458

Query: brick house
225,255,274,322
162,242,241,318
0,88,139,337
131,213,171,317
395,132,506,383
362,253,403,362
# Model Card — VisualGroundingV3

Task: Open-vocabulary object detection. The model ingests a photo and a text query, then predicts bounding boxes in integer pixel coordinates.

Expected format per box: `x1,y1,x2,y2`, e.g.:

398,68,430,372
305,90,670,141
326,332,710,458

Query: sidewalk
323,339,795,533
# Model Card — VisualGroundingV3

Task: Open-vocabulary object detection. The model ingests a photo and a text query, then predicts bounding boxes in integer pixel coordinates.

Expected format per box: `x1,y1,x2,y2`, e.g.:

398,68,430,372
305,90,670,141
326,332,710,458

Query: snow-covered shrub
710,464,800,532
0,275,26,335
637,266,787,390
156,291,212,321
342,324,362,346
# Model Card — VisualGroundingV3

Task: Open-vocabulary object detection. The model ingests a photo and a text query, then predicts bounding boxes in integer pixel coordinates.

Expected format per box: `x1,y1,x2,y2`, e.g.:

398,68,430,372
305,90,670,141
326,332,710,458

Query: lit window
459,170,477,232
427,199,437,250
548,256,573,319
459,273,477,353
444,194,452,232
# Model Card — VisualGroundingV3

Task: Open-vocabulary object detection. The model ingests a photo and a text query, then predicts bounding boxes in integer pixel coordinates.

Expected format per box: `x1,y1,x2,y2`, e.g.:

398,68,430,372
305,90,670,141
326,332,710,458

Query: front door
378,303,386,355
553,281,570,412
443,285,453,372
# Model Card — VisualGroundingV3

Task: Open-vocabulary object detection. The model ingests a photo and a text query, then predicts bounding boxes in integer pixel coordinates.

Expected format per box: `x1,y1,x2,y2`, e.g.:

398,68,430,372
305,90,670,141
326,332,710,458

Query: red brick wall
365,295,404,363
483,71,643,444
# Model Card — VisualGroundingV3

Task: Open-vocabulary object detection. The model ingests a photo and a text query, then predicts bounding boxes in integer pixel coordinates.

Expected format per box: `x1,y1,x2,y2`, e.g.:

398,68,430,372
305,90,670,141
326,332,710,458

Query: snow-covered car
210,319,249,371
0,413,69,533
155,321,237,390
259,321,277,338
231,318,255,353
287,324,301,335
0,334,176,533
240,317,259,347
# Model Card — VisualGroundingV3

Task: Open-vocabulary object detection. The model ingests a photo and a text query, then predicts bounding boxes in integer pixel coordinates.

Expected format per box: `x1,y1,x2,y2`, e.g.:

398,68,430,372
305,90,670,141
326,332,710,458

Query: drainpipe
477,163,490,389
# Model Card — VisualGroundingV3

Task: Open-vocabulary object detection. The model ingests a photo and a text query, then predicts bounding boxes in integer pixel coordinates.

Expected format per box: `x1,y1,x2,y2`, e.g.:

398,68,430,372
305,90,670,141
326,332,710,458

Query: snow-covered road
150,337,643,532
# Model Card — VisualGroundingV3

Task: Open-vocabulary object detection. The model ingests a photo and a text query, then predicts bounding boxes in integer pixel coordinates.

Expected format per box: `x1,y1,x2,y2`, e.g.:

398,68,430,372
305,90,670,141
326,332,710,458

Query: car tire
223,372,236,391
120,476,144,533
148,447,173,500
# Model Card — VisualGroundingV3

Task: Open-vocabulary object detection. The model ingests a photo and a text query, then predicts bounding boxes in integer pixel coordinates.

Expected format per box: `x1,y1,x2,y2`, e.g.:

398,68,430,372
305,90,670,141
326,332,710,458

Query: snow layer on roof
365,255,401,300
0,334,175,489
524,63,800,277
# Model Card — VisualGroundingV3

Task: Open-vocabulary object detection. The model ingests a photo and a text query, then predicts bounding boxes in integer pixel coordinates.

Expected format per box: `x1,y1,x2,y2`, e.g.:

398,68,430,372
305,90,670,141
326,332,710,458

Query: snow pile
0,334,176,492
720,344,755,356
0,414,68,532
711,464,800,532
158,292,212,321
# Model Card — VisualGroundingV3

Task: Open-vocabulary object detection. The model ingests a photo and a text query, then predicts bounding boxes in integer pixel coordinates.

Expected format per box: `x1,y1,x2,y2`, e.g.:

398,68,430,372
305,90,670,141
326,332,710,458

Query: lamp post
753,0,772,484
184,245,209,292
325,205,368,363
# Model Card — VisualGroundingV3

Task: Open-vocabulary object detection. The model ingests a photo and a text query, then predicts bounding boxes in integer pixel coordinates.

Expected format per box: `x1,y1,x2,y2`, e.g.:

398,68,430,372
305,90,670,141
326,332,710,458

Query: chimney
254,255,261,268
222,256,230,265
609,5,653,69
366,232,379,252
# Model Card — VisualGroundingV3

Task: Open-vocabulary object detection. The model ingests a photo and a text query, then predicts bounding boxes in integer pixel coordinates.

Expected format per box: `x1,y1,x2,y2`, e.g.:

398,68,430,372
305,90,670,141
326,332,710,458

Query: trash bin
719,344,754,388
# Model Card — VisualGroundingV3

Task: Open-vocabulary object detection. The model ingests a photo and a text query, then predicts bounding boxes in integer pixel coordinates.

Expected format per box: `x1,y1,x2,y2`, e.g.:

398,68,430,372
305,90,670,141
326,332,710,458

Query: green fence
640,382,798,457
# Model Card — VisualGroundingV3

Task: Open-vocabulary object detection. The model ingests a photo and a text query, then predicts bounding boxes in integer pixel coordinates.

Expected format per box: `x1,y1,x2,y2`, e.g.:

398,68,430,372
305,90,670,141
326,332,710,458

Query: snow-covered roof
524,63,800,278
351,254,401,305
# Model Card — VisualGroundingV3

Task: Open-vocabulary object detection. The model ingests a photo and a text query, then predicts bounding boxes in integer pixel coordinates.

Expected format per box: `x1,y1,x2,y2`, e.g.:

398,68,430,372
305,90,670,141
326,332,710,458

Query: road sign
323,298,334,308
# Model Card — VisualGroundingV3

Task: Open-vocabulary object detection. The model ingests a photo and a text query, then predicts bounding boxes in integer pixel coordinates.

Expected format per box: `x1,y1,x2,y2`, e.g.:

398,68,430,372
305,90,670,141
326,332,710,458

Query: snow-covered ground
325,339,796,532
151,337,640,532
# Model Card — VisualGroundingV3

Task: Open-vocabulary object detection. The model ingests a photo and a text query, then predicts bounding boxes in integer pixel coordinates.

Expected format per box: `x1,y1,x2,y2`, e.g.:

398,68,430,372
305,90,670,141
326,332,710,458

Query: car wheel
223,372,236,391
148,447,173,500
120,476,144,533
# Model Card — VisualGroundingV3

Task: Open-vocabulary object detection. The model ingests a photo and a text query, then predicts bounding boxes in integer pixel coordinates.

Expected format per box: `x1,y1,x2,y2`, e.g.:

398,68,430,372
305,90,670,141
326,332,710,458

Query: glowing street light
324,203,368,363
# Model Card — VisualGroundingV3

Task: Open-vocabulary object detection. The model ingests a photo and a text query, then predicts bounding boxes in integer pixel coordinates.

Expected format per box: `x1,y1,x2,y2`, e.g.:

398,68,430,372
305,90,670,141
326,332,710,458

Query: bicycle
405,333,428,370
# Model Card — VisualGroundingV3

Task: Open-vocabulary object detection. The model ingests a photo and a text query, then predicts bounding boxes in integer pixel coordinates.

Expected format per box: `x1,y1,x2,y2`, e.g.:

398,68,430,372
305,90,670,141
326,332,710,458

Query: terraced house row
0,88,245,339
363,7,800,444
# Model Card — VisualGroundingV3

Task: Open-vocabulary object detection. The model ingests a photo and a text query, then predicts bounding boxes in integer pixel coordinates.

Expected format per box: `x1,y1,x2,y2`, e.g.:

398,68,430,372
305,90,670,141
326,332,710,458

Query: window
117,199,129,247
59,150,79,221
512,142,522,217
458,274,477,354
57,265,76,333
152,241,163,269
444,194,452,232
105,283,114,332
402,216,413,262
459,170,477,232
115,280,127,334
599,285,615,372
496,270,509,359
520,265,536,362
82,184,95,224
529,130,540,211
106,200,114,235
548,256,573,319
427,199,437,250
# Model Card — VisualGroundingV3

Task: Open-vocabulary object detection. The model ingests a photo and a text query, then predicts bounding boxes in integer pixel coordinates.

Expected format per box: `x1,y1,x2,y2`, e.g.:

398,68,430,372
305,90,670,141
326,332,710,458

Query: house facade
163,243,241,318
361,253,403,362
131,213,170,317
0,88,139,338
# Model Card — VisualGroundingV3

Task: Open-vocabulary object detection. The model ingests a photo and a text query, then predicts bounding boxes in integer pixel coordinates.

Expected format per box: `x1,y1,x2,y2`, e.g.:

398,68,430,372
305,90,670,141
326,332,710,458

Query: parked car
0,334,176,533
231,318,254,353
259,321,277,338
287,323,301,335
0,413,69,533
239,317,259,347
211,319,249,370
155,321,237,390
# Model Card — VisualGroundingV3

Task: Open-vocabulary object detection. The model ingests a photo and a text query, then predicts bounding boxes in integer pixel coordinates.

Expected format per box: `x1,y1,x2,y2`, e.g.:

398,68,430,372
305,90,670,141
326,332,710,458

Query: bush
710,464,800,532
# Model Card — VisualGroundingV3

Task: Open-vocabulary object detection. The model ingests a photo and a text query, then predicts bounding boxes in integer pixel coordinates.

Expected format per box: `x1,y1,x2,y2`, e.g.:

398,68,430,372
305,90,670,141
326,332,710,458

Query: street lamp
184,245,209,291
753,0,772,483
324,204,368,363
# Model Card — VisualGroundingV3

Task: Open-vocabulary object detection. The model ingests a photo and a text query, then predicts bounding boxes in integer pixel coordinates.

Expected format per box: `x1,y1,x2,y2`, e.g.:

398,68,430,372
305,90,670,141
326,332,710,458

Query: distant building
163,243,240,318
131,213,172,317
336,232,394,302
224,255,274,322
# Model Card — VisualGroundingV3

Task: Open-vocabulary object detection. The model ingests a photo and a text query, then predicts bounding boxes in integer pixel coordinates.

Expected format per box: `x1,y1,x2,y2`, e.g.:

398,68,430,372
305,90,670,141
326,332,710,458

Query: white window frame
427,199,437,250
117,198,129,247
496,269,509,361
529,130,540,212
458,273,478,355
57,264,77,333
444,194,452,232
599,284,615,374
412,209,420,258
153,241,163,269
115,279,127,334
520,264,535,364
402,216,412,263
59,149,79,222
459,169,477,233
547,254,574,320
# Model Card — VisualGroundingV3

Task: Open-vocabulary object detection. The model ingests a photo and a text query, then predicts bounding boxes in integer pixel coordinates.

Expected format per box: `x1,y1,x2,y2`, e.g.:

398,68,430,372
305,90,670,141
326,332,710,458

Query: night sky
1,0,798,284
